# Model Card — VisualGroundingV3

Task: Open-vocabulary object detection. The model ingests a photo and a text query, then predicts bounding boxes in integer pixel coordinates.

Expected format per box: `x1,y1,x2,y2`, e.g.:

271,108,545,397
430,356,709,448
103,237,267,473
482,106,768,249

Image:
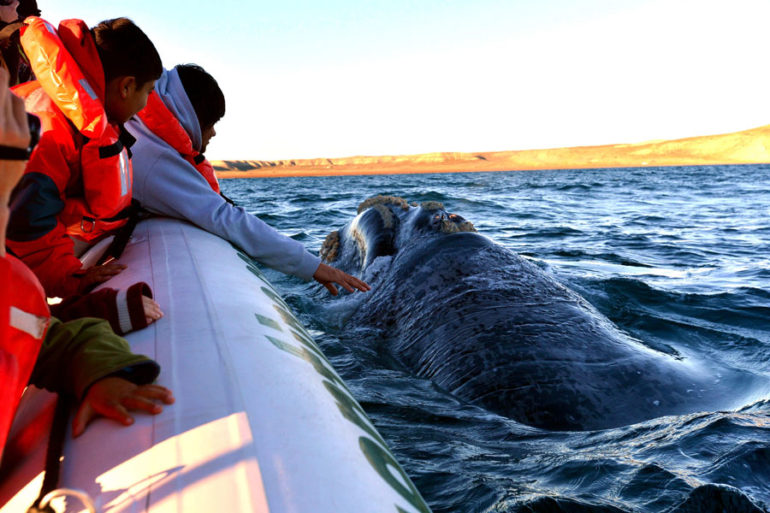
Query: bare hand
313,262,371,296
142,295,163,324
75,262,127,292
73,377,174,437
0,67,29,150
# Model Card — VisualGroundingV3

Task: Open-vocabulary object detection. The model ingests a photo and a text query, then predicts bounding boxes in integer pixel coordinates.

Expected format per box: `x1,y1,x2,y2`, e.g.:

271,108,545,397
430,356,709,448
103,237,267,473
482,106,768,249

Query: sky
42,0,770,161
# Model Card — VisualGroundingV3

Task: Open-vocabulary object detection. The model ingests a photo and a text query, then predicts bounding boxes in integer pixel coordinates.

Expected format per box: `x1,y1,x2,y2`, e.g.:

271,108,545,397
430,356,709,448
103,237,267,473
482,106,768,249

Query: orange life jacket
137,90,220,194
0,254,50,458
14,16,133,241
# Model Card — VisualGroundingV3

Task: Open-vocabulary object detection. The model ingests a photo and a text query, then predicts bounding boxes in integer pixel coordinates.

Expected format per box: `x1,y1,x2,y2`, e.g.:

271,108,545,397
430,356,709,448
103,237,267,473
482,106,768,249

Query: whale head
321,195,478,275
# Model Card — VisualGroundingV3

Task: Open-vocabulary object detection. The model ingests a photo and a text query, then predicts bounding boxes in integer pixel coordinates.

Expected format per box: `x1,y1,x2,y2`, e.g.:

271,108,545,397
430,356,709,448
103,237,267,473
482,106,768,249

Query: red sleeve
51,282,153,335
0,255,10,349
7,236,83,299
6,127,84,298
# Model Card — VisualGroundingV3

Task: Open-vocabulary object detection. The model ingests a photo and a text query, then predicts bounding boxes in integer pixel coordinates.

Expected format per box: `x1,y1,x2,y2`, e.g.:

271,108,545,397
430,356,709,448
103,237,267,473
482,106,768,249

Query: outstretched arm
30,317,172,436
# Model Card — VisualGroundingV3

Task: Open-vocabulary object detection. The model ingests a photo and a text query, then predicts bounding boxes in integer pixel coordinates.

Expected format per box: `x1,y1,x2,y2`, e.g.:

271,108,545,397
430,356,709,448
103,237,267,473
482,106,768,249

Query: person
126,64,370,296
0,0,40,88
0,67,173,462
6,16,162,299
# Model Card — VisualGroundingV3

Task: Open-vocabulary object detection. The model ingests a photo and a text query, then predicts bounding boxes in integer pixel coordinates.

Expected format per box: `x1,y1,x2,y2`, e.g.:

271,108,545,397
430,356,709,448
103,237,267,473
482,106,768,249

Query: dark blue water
221,165,770,513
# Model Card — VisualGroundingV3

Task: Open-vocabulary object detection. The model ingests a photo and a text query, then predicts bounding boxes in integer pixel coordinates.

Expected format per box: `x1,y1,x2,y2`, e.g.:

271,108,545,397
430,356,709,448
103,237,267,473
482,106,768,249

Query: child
127,64,370,295
0,67,173,462
7,16,162,298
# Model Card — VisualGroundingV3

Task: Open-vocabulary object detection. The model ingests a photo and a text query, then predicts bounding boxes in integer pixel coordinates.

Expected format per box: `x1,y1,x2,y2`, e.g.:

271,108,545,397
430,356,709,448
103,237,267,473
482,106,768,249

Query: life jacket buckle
81,216,96,233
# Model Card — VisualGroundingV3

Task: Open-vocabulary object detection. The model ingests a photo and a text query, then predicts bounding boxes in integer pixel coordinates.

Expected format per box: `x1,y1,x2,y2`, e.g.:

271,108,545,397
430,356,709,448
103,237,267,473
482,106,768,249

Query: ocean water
220,164,770,513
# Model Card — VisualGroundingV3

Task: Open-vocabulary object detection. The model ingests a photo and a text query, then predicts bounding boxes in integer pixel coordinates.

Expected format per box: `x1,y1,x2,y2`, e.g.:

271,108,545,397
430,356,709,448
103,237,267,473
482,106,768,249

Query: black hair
91,18,162,87
176,63,226,130
17,0,41,18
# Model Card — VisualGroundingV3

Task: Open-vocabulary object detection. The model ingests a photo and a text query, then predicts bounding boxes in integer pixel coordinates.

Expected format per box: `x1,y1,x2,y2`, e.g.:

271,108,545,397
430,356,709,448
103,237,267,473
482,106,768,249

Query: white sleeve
136,151,321,280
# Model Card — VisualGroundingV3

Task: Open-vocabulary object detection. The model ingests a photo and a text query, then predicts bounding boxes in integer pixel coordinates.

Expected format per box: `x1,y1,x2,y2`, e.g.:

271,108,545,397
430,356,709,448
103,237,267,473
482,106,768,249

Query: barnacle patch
372,204,394,229
358,195,409,214
320,230,340,262
420,201,445,211
439,219,476,233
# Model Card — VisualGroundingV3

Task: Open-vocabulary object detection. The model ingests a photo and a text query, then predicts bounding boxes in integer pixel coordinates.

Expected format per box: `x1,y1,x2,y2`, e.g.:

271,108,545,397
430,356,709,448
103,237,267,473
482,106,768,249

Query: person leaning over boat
6,16,162,298
126,64,370,296
0,68,174,460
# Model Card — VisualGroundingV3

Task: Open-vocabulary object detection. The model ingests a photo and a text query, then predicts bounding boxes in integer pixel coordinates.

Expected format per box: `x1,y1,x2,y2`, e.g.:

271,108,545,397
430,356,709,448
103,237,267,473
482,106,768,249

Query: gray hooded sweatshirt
126,68,320,280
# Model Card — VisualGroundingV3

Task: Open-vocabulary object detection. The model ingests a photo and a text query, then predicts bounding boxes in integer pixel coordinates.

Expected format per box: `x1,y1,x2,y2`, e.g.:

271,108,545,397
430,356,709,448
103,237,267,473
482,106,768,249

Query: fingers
111,385,174,417
345,274,371,292
98,262,128,276
142,295,164,323
133,384,175,405
122,395,163,415
339,279,356,294
73,379,174,437
78,262,127,289
313,263,371,296
72,400,94,438
333,268,370,293
72,398,133,438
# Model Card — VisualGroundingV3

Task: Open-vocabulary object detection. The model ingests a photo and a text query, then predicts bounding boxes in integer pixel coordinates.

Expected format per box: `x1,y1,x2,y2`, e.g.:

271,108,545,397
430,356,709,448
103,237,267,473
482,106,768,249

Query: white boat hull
1,217,430,513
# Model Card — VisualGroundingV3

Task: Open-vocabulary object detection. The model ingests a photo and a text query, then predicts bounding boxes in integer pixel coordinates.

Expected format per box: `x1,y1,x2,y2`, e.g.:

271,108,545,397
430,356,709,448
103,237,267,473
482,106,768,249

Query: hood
154,67,202,151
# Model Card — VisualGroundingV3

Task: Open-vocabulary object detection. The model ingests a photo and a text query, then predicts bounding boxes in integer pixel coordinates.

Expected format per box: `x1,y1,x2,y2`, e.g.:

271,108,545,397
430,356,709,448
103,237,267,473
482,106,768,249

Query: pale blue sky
43,0,770,160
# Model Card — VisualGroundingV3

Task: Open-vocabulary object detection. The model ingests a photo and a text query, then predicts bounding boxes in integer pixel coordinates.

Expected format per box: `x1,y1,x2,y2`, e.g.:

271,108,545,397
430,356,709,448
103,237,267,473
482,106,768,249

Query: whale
320,196,762,431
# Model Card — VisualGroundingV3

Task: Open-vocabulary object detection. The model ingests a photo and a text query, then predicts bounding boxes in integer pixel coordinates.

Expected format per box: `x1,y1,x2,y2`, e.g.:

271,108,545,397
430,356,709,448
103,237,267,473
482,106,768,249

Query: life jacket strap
26,396,77,513
96,200,149,265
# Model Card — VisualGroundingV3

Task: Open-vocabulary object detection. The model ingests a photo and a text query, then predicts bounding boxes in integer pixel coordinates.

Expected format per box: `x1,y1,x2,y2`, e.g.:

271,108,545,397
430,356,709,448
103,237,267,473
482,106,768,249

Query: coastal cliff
212,124,770,178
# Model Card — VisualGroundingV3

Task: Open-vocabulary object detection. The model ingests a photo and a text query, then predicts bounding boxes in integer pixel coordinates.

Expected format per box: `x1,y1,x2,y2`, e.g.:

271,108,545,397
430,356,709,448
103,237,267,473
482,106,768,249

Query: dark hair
176,63,226,130
17,0,41,18
91,18,162,87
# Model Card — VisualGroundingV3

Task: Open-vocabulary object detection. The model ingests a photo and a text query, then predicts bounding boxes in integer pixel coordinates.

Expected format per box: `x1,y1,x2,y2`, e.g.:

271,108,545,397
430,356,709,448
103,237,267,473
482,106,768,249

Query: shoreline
213,124,770,179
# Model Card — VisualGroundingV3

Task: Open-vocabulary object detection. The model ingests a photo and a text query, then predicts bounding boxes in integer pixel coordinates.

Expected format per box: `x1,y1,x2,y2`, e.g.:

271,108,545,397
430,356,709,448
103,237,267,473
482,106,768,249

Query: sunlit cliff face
212,124,770,179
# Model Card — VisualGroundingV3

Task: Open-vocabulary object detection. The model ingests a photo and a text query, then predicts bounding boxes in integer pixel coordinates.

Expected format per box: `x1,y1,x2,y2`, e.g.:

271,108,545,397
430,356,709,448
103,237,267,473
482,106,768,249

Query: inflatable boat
0,217,431,513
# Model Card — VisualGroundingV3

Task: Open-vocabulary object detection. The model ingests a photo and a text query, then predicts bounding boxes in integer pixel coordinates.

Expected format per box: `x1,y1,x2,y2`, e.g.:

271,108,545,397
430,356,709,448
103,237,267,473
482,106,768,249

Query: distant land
212,124,770,178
